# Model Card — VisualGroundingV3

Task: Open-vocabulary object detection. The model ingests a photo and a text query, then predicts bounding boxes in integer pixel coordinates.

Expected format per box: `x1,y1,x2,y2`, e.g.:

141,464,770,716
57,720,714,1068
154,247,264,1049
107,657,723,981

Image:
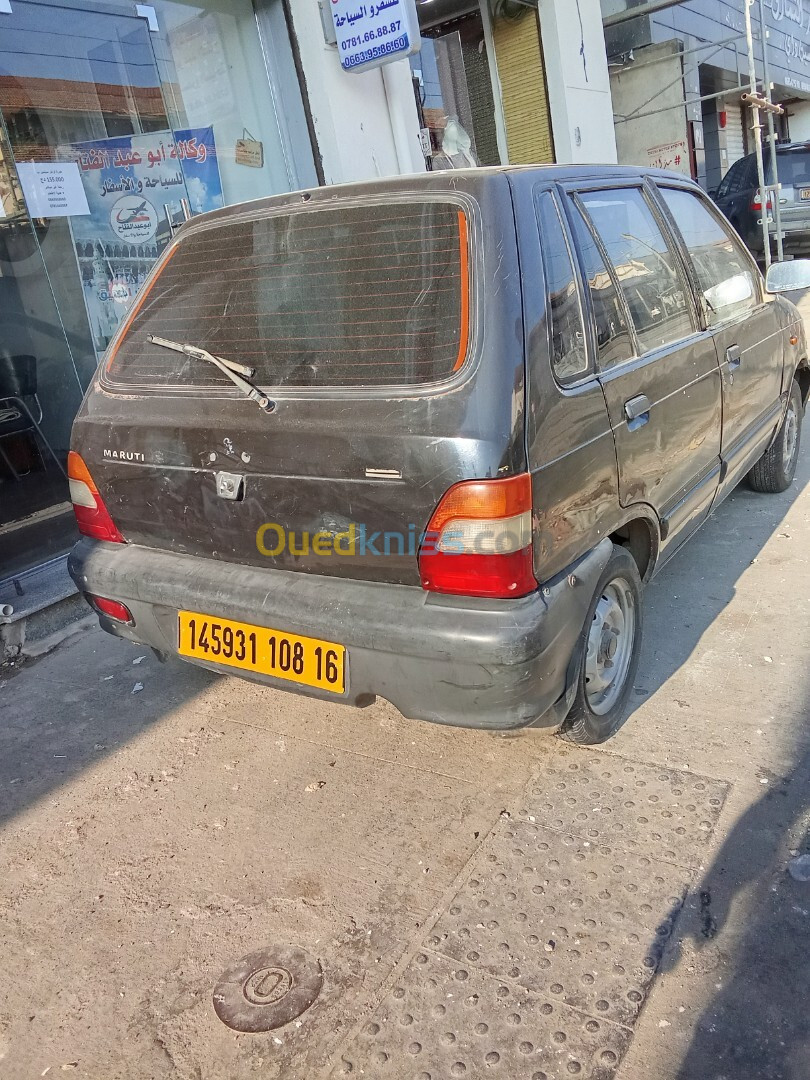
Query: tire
560,545,644,746
748,379,803,494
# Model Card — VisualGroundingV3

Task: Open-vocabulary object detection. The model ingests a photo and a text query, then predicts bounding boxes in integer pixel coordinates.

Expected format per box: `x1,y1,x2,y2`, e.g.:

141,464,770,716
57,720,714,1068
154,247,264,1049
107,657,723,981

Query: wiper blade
147,335,274,412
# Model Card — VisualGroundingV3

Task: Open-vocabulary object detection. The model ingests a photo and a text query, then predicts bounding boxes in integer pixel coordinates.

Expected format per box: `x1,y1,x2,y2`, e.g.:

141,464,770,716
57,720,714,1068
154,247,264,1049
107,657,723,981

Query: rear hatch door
74,178,526,586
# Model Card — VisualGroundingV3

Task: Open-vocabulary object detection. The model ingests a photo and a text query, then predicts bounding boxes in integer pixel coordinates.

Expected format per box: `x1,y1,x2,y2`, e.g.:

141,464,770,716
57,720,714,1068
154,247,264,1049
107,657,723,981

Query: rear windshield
106,200,470,389
770,150,810,187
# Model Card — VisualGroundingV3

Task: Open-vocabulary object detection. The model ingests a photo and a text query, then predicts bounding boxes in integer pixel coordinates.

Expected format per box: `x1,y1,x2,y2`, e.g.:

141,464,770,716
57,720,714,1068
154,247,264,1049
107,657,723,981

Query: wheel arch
608,507,660,583
794,360,810,411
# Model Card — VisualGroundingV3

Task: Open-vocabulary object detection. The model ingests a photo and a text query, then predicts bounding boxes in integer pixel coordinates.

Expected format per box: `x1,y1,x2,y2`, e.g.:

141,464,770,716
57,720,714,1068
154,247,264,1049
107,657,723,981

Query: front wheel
748,379,802,494
560,545,643,746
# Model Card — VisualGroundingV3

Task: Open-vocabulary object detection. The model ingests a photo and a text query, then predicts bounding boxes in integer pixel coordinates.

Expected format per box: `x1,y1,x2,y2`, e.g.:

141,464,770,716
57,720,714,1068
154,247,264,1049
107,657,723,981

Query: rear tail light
750,189,773,212
418,474,537,599
89,595,134,624
67,451,125,543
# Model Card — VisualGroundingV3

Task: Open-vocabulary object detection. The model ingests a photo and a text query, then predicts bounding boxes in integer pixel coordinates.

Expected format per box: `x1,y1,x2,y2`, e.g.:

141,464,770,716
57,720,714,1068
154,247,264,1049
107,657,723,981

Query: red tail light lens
89,596,133,624
750,189,773,212
419,474,537,599
68,451,125,543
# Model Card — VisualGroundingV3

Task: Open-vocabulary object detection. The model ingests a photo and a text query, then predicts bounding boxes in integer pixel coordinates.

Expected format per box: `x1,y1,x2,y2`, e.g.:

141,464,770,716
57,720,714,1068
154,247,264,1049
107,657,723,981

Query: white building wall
287,0,425,185
788,100,810,142
537,0,617,164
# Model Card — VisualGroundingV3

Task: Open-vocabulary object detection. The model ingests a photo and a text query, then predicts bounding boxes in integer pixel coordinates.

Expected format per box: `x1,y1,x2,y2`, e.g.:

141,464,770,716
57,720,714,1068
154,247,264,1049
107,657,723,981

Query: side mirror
708,188,718,199
765,259,810,293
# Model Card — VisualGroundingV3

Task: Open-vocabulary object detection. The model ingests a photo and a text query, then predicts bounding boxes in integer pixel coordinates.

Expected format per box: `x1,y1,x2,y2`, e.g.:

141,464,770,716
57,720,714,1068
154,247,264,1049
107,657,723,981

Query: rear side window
770,150,810,187
658,187,757,325
716,155,749,198
106,201,470,389
566,198,634,371
536,192,588,383
579,188,694,354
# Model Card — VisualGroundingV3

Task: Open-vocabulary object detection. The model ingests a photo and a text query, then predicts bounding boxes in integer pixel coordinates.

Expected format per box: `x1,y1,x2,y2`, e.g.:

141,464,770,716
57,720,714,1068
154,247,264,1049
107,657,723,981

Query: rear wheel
748,379,802,494
560,546,643,746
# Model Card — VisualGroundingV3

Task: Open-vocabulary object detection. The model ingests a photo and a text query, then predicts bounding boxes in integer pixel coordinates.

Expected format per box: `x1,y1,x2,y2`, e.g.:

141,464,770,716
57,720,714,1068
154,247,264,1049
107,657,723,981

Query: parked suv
68,167,808,744
712,141,810,258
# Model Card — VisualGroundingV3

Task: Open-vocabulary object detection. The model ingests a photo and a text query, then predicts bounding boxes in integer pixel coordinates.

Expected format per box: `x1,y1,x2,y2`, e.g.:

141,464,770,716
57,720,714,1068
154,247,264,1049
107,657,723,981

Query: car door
517,184,620,582
562,181,723,553
656,183,785,491
713,154,756,239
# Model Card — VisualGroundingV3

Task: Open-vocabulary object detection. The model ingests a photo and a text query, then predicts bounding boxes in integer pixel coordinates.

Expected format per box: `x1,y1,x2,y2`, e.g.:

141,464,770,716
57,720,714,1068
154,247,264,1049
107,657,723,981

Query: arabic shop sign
330,0,420,72
63,127,224,359
767,0,808,32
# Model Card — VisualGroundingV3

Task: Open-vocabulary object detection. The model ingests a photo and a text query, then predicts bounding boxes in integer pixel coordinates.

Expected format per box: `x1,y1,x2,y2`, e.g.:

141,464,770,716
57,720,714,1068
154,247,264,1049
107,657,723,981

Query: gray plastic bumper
68,537,612,731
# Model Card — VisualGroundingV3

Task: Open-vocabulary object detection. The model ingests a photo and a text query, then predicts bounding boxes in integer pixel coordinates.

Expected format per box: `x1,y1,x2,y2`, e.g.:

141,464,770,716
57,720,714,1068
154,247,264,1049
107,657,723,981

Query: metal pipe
608,32,747,75
618,39,730,123
603,0,690,28
759,0,784,262
745,0,771,268
614,85,749,124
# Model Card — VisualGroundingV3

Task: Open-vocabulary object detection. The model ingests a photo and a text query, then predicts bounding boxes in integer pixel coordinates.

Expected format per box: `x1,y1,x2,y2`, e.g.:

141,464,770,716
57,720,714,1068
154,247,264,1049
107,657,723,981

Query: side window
566,199,634,371
716,158,742,199
536,191,589,382
658,187,758,325
579,188,695,355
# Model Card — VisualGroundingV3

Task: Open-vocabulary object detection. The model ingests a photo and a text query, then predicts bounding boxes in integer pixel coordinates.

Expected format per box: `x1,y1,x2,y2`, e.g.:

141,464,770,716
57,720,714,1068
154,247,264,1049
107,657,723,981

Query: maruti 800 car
68,167,808,744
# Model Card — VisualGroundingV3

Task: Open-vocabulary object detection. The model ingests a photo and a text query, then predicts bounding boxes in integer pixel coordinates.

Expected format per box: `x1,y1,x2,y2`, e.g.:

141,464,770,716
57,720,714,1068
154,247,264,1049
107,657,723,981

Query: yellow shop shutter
492,12,554,165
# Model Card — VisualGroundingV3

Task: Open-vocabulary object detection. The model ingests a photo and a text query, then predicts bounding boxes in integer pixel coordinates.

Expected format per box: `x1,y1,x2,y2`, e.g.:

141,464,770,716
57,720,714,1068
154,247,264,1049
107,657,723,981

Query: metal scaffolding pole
745,0,771,268
759,0,784,262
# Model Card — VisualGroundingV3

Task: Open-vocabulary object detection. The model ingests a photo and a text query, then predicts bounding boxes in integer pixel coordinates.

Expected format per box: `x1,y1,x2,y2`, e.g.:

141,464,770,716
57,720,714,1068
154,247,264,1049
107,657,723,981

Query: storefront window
0,0,311,580
411,3,501,171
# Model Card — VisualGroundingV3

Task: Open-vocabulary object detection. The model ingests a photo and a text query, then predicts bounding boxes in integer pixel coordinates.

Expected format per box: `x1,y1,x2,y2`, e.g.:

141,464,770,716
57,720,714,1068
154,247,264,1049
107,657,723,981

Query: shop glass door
0,114,84,579
0,0,193,579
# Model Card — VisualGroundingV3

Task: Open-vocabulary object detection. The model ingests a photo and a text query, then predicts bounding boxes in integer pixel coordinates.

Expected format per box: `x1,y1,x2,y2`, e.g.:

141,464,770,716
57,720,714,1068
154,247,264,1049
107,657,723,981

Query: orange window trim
104,243,179,372
453,209,470,372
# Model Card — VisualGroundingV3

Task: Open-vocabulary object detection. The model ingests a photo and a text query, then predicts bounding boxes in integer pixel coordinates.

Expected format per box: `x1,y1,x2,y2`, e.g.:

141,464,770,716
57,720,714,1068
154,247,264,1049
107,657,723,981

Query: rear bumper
68,538,611,731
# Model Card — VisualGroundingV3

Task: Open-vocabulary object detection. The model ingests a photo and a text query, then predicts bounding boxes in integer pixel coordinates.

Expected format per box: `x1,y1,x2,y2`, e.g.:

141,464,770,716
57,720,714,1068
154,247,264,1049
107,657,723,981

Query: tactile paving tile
518,752,729,867
429,821,687,1027
333,949,631,1080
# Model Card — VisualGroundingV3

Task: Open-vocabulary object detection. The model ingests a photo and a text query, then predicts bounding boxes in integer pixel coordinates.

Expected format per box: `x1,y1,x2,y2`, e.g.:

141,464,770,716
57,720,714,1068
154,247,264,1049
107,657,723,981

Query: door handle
727,344,742,370
624,394,651,428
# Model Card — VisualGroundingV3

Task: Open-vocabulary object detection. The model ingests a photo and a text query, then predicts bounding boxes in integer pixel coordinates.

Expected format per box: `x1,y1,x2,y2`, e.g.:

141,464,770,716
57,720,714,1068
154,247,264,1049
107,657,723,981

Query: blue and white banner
64,128,223,355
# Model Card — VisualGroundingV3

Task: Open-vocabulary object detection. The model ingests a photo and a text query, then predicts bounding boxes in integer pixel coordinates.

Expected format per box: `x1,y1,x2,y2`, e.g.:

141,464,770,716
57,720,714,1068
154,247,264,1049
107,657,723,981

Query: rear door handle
624,394,651,428
727,344,742,370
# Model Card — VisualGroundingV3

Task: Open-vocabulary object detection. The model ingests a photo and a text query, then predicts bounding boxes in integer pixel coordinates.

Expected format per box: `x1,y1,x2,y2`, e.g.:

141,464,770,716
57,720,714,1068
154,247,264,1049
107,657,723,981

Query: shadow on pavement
626,451,808,720
0,629,220,828
652,697,810,1078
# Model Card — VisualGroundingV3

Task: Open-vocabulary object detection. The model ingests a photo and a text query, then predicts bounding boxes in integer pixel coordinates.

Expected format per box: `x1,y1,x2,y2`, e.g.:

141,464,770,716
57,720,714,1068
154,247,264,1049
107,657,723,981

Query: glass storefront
0,0,313,581
411,0,501,171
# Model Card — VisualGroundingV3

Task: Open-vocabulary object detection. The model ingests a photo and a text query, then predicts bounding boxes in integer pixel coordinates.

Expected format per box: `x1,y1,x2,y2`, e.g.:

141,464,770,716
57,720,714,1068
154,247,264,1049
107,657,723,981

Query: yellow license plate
801,189,810,200
177,611,345,693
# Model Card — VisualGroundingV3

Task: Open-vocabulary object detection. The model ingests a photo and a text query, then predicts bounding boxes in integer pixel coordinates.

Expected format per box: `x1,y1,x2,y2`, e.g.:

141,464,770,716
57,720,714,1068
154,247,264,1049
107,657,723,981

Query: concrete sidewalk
1,445,808,1079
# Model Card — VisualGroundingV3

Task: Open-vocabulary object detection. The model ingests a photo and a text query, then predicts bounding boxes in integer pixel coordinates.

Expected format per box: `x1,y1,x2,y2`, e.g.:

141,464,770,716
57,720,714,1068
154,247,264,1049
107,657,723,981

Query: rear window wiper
147,335,274,412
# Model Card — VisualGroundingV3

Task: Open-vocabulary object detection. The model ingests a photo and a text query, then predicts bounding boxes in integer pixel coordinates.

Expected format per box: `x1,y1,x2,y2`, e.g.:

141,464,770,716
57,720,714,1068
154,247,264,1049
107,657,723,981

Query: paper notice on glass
17,161,91,218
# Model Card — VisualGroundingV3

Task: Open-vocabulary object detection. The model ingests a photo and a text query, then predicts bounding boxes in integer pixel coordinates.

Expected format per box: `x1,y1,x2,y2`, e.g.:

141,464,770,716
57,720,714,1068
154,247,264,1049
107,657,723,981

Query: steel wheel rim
584,578,636,716
783,400,798,472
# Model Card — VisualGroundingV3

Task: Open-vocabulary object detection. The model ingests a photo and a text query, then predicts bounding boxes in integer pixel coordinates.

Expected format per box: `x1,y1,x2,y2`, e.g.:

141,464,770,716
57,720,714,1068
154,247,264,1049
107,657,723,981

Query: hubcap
584,578,636,716
783,401,798,471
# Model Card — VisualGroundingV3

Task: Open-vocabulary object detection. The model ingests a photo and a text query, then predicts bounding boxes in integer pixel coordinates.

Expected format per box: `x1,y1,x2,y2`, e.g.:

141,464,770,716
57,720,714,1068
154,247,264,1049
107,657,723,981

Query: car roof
179,164,698,234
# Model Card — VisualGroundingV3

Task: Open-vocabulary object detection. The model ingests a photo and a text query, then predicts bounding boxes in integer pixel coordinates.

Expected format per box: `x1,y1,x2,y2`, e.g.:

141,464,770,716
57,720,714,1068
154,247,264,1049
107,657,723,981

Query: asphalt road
1,314,809,1079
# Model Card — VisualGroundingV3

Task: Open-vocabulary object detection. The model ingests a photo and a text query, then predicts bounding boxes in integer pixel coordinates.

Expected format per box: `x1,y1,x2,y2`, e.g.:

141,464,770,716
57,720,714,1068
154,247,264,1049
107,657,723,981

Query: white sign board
330,0,420,73
17,161,90,218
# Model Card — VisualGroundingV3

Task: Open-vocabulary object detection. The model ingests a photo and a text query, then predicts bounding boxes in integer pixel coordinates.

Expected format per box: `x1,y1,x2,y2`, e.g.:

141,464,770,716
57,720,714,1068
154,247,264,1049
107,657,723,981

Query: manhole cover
213,945,323,1032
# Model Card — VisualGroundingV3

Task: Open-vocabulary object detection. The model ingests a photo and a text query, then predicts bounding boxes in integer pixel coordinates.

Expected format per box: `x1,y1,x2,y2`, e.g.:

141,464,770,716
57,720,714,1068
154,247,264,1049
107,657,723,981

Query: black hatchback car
712,141,810,258
68,166,809,744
